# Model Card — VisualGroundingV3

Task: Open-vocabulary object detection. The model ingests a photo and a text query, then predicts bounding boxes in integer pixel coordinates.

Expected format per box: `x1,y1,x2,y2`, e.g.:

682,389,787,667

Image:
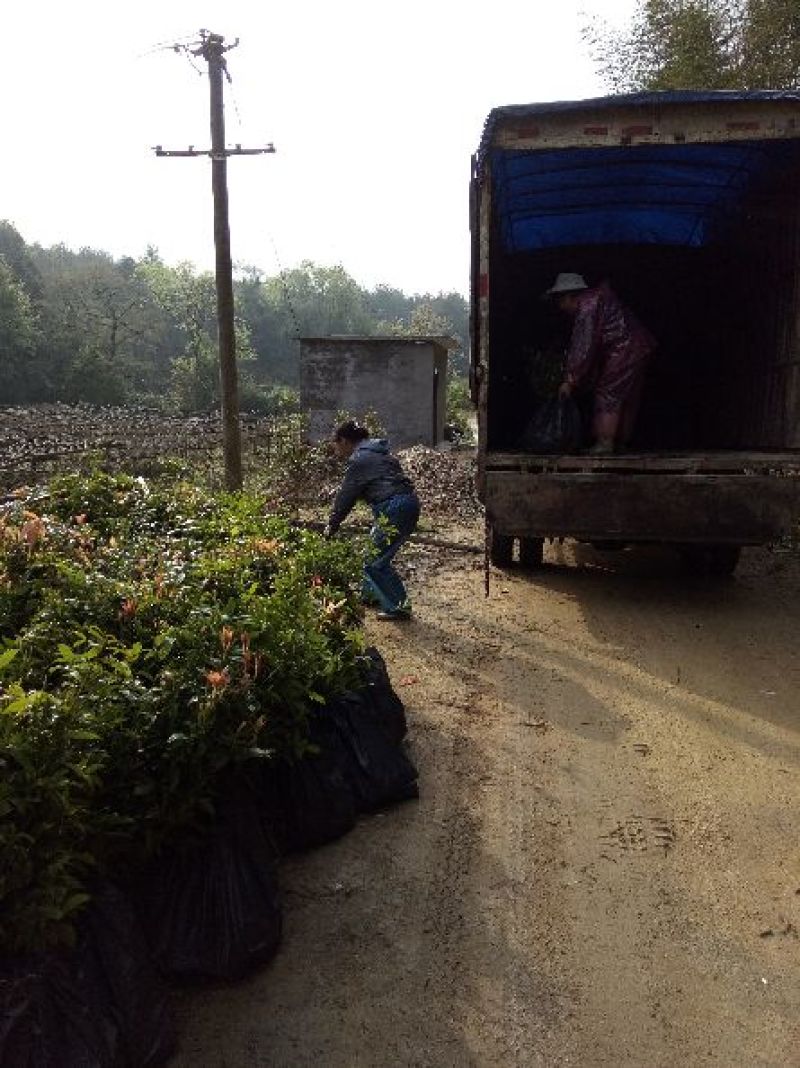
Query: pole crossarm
153,145,276,157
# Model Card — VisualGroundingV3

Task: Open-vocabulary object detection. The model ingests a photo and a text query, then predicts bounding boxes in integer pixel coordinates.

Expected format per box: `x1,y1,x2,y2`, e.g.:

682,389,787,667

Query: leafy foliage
0,259,39,404
446,375,476,442
586,0,799,91
0,472,369,953
373,302,473,433
374,299,469,375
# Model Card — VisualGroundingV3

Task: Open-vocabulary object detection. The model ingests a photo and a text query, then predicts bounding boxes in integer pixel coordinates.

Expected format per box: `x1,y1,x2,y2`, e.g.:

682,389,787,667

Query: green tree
253,262,374,385
0,259,39,403
262,261,373,336
60,345,128,406
0,222,42,300
29,245,165,404
138,259,255,412
740,0,800,87
375,297,470,374
234,266,293,384
587,0,799,91
136,260,219,410
375,302,455,338
365,284,414,325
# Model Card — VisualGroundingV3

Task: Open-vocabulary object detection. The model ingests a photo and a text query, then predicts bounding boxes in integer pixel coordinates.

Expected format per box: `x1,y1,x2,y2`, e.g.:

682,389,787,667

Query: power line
268,234,303,339
136,32,204,60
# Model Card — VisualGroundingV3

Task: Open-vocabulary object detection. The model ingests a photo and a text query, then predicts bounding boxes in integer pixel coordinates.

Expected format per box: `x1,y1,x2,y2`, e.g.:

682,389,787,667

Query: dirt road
172,532,800,1067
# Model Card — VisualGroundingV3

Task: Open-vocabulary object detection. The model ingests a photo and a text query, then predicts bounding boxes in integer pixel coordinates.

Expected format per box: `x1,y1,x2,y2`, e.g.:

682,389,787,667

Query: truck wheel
489,528,514,568
519,536,544,569
680,544,741,577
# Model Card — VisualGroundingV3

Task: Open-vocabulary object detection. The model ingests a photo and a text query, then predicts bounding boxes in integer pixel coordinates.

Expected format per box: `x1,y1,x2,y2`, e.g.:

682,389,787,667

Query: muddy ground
171,526,800,1067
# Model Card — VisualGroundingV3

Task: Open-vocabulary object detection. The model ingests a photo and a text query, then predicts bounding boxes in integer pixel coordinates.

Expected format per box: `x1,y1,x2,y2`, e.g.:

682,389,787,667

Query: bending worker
325,420,420,621
545,272,656,454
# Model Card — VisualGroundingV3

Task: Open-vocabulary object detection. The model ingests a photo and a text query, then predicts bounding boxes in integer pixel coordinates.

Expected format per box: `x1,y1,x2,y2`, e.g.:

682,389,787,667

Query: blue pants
363,493,420,613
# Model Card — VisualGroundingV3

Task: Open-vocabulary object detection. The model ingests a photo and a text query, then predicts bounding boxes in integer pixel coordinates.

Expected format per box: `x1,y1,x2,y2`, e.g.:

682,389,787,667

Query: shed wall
300,340,445,448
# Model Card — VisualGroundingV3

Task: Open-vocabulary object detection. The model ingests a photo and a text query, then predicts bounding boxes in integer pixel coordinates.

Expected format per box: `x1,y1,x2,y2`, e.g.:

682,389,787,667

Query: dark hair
334,420,369,443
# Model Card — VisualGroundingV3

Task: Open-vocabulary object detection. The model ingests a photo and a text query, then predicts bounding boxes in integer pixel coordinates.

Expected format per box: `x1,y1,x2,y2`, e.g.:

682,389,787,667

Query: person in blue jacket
325,420,420,620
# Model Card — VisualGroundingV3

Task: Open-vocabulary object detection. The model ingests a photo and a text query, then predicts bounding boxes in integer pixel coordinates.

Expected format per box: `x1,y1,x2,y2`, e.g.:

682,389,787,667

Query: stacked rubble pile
397,446,482,521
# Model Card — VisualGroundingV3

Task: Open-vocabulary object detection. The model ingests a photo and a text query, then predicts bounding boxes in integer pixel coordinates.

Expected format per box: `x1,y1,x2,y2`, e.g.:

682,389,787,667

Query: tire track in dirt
376,563,578,1066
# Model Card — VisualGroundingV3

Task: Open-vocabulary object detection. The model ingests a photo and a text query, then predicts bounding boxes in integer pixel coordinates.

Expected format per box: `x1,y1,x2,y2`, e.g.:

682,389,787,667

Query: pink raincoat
564,282,655,416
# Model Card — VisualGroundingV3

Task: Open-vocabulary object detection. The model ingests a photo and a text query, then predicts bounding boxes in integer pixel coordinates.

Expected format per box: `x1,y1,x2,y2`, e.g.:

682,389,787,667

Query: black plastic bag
520,395,583,454
83,883,176,1067
135,801,282,982
255,653,409,851
0,948,118,1068
362,647,408,746
257,711,358,854
0,882,174,1068
327,691,419,812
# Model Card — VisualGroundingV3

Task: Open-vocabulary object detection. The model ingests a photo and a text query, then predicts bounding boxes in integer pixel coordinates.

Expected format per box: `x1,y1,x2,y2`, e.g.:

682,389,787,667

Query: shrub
238,381,301,416
0,472,369,952
446,374,476,443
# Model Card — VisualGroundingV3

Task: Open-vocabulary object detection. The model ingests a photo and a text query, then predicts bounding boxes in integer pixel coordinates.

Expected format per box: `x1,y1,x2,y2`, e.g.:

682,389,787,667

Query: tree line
0,220,468,413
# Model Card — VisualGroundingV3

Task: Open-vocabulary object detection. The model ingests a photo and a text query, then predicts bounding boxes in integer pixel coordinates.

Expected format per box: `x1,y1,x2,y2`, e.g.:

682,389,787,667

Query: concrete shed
299,336,456,448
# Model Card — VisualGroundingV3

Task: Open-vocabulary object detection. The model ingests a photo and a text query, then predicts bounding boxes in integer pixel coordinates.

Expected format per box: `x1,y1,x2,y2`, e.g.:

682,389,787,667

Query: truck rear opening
471,91,800,572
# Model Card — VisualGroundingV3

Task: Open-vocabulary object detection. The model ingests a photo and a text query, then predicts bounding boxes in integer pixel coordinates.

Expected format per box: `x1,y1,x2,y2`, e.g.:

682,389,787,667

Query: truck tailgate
482,452,800,544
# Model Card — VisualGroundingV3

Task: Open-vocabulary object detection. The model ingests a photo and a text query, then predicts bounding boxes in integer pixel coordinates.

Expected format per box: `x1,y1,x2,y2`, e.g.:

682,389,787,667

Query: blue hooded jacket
328,439,416,533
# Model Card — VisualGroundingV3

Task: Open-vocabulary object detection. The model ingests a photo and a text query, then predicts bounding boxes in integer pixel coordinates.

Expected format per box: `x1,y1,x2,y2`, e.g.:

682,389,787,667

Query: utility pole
154,30,275,491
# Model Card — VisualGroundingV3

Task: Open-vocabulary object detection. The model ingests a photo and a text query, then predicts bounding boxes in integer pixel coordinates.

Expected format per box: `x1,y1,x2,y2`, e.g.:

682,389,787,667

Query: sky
3,0,638,298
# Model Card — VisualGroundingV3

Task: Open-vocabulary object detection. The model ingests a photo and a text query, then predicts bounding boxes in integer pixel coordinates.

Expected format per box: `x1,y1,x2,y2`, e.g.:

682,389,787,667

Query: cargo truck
470,90,800,574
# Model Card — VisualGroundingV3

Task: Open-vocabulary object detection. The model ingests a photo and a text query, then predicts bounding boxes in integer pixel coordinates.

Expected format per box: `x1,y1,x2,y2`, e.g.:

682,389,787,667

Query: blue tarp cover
491,140,800,251
481,91,800,252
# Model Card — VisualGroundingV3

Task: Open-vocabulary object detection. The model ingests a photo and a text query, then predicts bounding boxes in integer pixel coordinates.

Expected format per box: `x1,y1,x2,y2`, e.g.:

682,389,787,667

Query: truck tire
489,528,514,568
680,544,741,578
519,536,545,569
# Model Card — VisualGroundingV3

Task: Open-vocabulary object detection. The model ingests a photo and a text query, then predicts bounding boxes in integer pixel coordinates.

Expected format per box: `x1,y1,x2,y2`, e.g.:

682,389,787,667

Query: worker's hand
322,523,333,539
558,381,573,399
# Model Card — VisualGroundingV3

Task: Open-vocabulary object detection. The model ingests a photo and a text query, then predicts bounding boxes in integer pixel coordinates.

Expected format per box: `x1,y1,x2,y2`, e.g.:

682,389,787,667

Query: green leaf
0,648,19,672
3,695,34,716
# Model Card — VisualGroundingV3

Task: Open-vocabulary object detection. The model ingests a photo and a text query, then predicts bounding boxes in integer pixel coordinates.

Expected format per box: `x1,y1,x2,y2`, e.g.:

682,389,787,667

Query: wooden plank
484,470,800,544
484,450,800,475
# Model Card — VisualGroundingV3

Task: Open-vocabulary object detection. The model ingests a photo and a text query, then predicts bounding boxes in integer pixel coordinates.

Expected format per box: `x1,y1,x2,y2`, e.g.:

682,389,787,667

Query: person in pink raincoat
545,272,656,454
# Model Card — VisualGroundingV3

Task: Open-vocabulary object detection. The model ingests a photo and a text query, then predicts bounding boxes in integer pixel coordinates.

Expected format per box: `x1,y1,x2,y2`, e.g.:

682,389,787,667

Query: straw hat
543,272,589,297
